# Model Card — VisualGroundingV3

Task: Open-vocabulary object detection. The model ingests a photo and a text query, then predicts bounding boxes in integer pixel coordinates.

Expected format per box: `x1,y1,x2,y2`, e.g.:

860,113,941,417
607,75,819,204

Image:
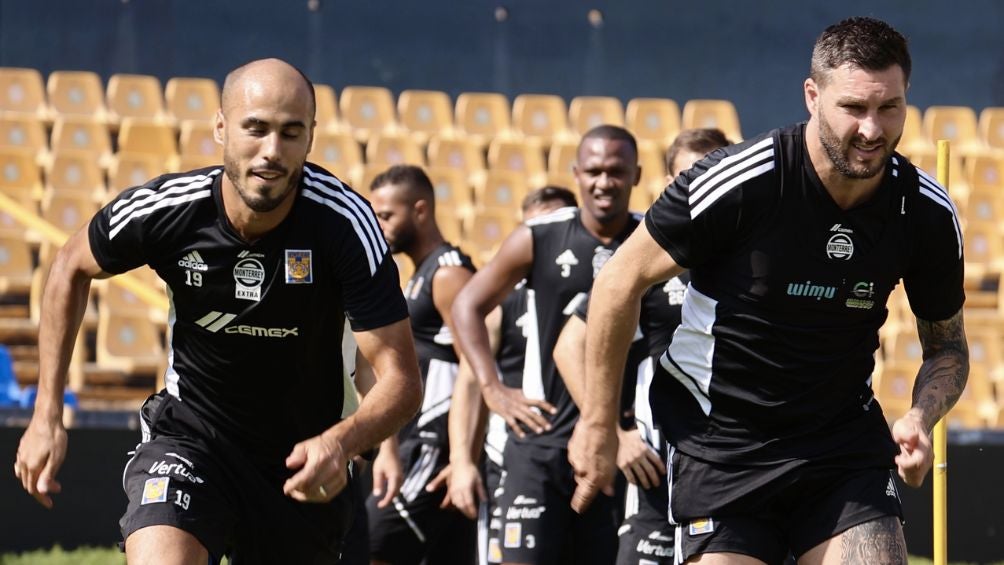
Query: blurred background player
366,164,478,565
452,125,642,565
439,186,579,564
554,128,731,565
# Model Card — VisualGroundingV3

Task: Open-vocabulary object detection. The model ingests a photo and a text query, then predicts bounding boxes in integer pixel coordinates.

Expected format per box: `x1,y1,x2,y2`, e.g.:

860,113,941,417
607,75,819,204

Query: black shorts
616,481,674,565
366,439,476,564
484,457,506,564
120,392,355,564
669,447,903,563
497,441,617,565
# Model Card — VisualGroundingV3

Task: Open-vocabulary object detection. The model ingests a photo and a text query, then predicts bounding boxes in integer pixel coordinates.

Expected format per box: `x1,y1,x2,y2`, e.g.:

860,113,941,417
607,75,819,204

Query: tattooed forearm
913,309,969,432
839,517,907,565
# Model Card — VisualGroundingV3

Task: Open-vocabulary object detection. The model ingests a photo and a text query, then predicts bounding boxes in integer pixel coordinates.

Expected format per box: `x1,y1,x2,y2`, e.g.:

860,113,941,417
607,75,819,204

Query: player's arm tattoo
839,516,907,565
913,308,969,432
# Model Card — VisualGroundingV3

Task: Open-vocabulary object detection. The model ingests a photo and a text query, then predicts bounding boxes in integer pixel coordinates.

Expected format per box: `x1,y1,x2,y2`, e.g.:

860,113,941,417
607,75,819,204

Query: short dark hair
664,128,731,175
521,185,577,212
810,17,911,85
370,164,435,206
579,124,638,157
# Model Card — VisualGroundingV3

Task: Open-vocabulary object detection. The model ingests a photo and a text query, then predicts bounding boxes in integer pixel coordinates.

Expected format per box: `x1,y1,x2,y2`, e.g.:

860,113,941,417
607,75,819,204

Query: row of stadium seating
1,66,1004,427
3,233,1004,429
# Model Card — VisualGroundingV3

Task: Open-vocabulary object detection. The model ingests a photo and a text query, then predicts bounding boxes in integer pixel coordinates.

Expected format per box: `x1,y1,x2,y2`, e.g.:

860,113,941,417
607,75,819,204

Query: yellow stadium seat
487,137,547,188
308,131,364,187
978,107,1004,152
95,305,165,376
356,163,387,197
965,186,1004,224
464,208,519,267
512,94,572,146
897,104,934,159
313,84,341,134
966,321,1004,384
568,96,624,135
398,89,455,144
875,363,914,423
426,135,486,184
923,105,983,157
0,115,49,166
39,190,98,235
966,154,1004,193
50,116,114,168
97,278,162,322
882,326,924,374
436,212,464,248
108,152,167,194
106,73,168,127
426,165,474,224
0,147,43,202
46,70,108,123
0,67,48,120
165,76,219,125
339,85,398,144
626,98,681,149
548,139,579,177
474,169,528,214
455,92,512,150
178,120,222,160
118,118,179,158
682,99,742,142
45,150,106,201
0,235,34,297
638,140,668,202
176,155,219,172
962,220,1004,286
365,131,424,168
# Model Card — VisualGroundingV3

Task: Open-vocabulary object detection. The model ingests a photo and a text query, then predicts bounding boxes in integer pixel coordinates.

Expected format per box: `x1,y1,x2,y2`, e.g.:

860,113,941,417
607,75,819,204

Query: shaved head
221,58,316,120
215,57,317,217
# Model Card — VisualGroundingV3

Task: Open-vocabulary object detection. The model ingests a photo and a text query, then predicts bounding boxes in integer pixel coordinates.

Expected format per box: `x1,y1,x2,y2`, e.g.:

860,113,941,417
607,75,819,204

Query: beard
223,153,302,213
818,113,900,180
387,223,417,254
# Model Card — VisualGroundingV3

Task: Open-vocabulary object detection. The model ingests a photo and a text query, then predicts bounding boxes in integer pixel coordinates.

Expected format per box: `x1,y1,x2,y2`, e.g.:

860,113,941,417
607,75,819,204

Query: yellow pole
0,191,169,312
932,139,950,565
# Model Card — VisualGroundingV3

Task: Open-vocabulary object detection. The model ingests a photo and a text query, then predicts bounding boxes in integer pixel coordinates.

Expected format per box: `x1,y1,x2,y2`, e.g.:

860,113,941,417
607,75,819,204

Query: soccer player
452,125,642,564
439,186,578,564
570,17,968,564
366,164,478,565
554,128,731,565
13,58,422,564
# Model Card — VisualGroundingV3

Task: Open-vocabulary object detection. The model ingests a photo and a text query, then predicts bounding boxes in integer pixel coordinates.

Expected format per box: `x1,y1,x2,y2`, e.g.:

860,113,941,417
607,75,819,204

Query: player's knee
125,524,208,565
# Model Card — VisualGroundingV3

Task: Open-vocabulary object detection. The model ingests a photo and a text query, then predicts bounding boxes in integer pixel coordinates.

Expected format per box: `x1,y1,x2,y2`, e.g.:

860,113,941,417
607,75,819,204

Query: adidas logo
178,250,209,272
885,477,899,499
555,249,579,267
555,249,578,278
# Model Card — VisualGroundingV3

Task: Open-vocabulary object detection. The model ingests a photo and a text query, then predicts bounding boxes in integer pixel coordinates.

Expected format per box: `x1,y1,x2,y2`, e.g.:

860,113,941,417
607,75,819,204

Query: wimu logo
786,281,837,301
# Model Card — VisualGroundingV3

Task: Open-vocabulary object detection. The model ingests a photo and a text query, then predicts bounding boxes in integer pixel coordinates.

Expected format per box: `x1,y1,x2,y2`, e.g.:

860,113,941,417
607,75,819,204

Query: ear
633,163,642,187
804,78,820,118
413,197,430,221
213,108,226,146
306,119,317,157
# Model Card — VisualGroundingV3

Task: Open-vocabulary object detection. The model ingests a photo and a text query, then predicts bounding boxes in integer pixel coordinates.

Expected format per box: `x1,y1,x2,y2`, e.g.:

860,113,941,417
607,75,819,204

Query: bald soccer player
14,58,421,564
